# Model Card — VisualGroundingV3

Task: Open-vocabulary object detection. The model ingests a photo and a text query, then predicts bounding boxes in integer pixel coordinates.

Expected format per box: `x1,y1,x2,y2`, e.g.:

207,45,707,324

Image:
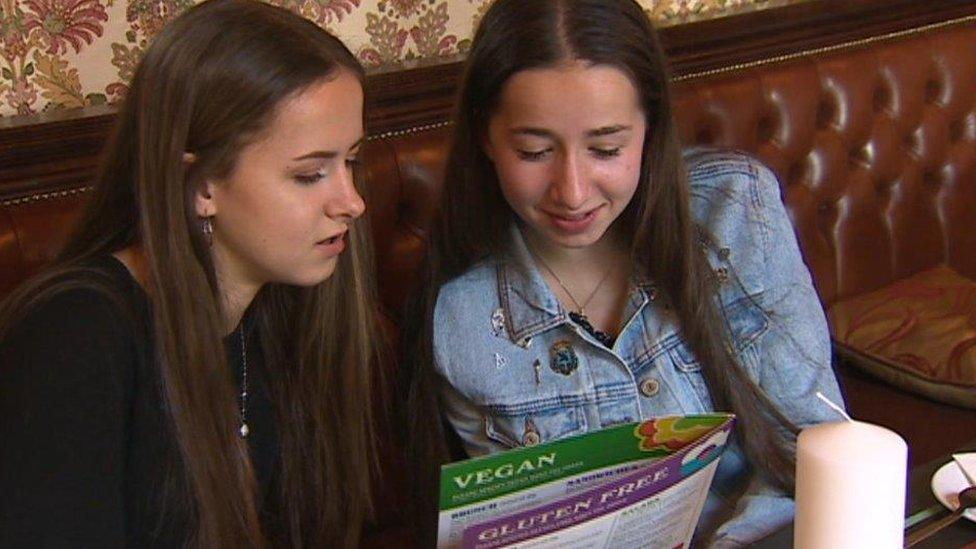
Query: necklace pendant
239,423,249,438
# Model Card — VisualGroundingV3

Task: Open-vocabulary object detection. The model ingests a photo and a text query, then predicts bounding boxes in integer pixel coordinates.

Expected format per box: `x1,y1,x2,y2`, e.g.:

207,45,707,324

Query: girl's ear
193,179,218,218
185,153,218,218
481,128,496,163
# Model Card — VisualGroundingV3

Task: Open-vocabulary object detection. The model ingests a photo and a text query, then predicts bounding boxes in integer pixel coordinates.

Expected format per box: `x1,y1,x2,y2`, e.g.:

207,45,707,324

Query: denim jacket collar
497,224,567,347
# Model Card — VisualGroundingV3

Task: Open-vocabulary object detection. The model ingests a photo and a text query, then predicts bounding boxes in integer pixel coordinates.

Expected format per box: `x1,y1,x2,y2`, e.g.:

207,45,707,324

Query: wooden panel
2,0,975,202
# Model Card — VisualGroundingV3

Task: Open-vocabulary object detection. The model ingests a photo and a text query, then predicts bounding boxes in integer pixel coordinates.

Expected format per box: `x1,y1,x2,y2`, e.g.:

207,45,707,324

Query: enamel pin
549,340,579,376
490,308,506,337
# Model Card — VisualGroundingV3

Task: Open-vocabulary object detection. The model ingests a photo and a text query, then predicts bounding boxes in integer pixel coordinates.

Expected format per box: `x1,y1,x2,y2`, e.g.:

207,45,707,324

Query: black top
568,311,617,348
0,255,278,547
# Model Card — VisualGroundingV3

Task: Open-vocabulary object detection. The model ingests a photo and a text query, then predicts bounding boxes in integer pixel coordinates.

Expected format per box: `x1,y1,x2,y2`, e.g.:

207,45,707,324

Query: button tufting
925,80,942,104
788,162,806,185
949,119,963,143
903,133,918,150
757,115,775,143
849,146,871,167
872,86,890,113
696,127,715,145
816,100,835,130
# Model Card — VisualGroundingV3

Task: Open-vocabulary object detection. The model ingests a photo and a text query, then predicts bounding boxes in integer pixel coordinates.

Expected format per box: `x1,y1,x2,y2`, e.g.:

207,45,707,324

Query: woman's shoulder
683,147,785,243
683,146,771,174
432,259,503,355
1,255,148,355
684,147,780,203
682,147,795,299
0,254,149,406
436,259,499,311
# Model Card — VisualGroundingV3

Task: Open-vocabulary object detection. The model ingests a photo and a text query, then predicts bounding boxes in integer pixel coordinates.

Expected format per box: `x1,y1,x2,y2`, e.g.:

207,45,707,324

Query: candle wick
816,391,854,422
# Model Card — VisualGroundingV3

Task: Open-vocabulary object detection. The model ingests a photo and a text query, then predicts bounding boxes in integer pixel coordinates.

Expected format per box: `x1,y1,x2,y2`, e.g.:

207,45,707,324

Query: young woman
0,0,379,546
408,0,844,546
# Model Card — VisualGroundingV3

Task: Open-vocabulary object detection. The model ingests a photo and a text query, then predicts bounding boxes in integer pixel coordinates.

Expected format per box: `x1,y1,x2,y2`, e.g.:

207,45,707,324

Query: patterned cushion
828,265,976,409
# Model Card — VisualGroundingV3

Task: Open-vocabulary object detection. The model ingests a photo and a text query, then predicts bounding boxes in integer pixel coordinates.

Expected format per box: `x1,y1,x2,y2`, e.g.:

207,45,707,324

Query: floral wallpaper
0,0,804,117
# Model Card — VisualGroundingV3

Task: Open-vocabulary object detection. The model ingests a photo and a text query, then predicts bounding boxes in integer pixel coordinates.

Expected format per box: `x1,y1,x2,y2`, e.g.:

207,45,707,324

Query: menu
437,414,735,549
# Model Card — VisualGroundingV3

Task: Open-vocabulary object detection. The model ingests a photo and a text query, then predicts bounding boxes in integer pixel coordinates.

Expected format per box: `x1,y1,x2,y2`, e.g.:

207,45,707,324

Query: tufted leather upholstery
1,20,975,545
673,25,976,308
361,128,449,318
0,192,88,298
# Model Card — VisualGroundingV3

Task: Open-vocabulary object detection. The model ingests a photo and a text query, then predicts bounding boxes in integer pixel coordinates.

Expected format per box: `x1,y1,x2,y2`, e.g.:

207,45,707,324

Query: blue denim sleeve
708,160,844,547
432,279,512,458
436,376,510,457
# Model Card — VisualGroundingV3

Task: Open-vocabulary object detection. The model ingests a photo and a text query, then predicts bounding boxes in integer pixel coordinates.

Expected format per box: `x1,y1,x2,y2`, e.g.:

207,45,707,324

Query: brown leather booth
2,1,975,545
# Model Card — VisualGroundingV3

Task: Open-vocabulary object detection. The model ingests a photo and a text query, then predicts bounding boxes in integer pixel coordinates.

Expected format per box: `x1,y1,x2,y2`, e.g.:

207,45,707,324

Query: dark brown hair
405,0,799,538
0,0,379,546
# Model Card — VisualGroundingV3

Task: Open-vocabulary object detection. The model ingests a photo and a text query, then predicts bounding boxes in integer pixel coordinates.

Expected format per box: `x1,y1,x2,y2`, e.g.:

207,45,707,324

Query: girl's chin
532,225,611,251
278,260,339,288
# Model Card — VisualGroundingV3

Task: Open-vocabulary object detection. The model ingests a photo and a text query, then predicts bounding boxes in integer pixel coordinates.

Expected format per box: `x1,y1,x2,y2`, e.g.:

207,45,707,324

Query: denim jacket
432,148,844,547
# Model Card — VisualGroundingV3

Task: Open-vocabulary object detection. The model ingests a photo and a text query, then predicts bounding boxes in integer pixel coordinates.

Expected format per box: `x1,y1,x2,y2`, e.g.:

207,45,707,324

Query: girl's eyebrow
586,125,631,137
291,137,364,161
510,127,552,138
508,125,632,138
292,150,339,161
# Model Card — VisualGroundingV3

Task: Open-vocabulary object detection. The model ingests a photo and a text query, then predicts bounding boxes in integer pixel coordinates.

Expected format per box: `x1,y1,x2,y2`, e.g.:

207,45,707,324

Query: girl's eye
516,148,550,161
591,147,622,159
294,169,327,185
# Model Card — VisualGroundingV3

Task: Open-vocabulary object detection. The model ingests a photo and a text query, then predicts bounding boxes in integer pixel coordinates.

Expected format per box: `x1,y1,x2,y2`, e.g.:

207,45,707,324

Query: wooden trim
2,0,975,201
662,0,976,77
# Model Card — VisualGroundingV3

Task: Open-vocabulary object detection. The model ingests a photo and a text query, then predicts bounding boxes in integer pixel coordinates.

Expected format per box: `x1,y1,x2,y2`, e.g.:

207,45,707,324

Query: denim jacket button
639,377,661,397
523,431,541,446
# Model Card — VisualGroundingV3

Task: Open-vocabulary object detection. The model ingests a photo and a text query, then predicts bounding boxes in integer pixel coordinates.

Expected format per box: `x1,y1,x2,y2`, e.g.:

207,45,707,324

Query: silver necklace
238,326,249,438
528,247,614,322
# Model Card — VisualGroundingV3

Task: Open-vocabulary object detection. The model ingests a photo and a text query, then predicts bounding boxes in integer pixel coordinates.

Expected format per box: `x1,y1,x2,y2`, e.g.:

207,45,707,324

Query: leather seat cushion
829,264,976,409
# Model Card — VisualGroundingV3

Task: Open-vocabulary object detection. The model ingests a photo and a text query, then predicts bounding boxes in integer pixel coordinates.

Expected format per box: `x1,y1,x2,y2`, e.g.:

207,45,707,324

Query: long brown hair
0,0,378,546
406,0,799,536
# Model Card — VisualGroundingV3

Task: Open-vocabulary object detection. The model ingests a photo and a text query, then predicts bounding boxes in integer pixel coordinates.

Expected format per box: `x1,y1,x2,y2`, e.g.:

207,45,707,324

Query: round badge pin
549,340,579,375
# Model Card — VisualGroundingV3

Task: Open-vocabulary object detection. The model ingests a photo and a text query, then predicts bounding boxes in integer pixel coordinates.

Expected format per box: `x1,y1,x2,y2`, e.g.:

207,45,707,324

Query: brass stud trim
1,186,93,208
366,120,453,142
673,14,976,83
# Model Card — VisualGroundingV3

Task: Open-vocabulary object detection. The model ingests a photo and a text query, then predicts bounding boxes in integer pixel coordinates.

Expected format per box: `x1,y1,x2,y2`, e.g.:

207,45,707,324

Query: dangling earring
202,216,214,247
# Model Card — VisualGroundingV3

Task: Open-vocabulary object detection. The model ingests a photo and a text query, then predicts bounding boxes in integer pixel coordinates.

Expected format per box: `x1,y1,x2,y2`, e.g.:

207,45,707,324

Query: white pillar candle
794,420,908,549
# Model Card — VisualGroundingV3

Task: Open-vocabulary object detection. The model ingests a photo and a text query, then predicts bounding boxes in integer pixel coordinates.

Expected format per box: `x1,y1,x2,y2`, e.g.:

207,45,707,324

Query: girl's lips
543,206,601,234
316,232,346,255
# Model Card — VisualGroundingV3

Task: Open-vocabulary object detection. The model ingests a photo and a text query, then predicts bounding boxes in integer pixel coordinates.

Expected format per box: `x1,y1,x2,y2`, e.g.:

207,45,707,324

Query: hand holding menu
438,414,735,549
